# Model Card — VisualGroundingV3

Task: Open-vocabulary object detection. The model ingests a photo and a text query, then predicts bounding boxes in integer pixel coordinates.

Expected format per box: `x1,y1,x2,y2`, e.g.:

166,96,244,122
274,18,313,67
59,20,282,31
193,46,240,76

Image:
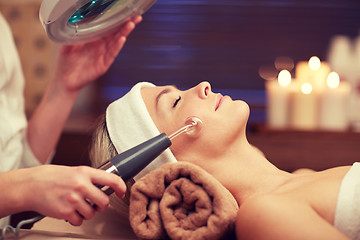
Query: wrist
0,169,34,215
48,75,81,101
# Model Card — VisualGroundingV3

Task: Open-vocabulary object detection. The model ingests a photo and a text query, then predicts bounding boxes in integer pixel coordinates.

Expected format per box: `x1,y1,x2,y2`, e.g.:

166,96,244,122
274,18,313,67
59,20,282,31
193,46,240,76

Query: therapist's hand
27,16,142,165
54,15,142,93
16,165,126,226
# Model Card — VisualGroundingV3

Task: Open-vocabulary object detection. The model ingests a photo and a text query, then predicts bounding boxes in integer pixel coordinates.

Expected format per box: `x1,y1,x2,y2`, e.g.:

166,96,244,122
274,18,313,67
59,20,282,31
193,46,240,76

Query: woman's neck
176,129,293,206
208,139,292,206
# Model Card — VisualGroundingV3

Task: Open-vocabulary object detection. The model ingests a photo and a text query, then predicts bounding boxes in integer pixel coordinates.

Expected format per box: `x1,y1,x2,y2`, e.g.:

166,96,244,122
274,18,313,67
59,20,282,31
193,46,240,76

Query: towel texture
334,162,360,240
129,162,239,240
106,82,177,181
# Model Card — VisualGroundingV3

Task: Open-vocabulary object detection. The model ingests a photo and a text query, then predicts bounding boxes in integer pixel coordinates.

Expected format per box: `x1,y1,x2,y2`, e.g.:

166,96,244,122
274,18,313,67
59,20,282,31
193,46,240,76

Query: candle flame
278,70,291,87
327,72,340,89
308,56,321,71
301,82,313,94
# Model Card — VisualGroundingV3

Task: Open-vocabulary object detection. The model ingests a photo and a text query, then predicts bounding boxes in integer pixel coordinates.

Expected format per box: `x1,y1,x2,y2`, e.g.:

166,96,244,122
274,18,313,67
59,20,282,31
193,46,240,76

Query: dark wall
100,0,360,93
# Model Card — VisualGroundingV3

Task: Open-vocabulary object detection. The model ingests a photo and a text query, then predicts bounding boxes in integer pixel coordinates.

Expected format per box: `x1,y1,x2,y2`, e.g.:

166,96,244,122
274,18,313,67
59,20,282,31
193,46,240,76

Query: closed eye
173,96,181,108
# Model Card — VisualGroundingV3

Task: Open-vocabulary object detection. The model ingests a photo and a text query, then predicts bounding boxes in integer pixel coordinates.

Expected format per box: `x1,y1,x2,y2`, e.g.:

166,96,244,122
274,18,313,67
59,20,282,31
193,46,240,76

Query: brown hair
90,114,134,216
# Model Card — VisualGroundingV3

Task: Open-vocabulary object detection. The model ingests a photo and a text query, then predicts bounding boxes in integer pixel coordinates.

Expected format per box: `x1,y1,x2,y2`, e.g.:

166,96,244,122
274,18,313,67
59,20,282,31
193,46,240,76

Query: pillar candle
265,70,293,129
319,72,351,131
296,56,331,91
290,82,318,130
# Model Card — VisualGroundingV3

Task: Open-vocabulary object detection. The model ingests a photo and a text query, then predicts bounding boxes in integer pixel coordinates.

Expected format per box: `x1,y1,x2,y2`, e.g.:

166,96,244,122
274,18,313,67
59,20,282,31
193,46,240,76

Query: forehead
140,85,167,118
141,85,177,132
141,85,164,108
141,85,178,117
141,85,178,107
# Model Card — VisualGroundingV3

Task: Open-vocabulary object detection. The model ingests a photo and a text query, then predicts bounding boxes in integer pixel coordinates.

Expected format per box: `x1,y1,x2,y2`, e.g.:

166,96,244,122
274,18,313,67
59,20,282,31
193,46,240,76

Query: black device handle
97,133,172,194
110,133,171,181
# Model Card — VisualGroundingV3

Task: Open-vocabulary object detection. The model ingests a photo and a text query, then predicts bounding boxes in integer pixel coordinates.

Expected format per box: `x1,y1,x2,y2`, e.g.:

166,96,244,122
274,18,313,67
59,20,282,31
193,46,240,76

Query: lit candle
265,70,293,129
319,72,351,131
296,56,331,91
290,82,318,130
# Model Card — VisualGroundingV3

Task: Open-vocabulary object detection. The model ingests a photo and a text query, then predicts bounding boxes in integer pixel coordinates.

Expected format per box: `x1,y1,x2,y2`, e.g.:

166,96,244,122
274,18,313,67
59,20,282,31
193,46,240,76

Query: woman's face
141,82,250,159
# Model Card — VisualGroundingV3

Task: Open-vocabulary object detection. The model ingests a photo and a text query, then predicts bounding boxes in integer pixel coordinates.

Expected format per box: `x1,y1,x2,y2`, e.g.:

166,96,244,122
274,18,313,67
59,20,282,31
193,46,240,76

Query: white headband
106,82,177,181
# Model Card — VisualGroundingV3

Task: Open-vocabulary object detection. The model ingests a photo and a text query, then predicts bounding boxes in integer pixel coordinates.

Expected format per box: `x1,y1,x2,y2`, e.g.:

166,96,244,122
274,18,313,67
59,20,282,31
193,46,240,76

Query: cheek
171,100,249,158
215,100,249,131
171,104,203,133
181,104,201,119
157,118,180,136
205,101,249,145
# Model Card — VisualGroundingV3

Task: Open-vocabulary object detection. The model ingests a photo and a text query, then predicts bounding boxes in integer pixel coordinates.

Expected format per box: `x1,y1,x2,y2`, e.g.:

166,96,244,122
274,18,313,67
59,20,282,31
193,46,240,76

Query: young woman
91,81,358,239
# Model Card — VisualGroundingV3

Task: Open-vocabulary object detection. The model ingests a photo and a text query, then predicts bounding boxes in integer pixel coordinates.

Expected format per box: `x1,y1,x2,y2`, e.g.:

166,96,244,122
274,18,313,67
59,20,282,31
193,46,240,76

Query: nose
195,81,211,99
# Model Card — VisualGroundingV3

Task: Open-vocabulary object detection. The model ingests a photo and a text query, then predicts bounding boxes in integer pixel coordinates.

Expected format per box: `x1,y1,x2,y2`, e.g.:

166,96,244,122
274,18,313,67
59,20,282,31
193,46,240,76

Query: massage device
97,116,203,195
0,117,202,239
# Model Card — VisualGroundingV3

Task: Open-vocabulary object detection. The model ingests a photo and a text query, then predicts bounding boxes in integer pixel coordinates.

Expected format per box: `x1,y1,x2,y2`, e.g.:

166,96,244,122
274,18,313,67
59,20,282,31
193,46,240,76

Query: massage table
4,207,137,240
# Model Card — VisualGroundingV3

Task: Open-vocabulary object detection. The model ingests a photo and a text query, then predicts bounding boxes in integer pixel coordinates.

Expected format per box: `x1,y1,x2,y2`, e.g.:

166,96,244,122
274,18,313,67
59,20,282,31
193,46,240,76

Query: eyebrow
155,85,178,110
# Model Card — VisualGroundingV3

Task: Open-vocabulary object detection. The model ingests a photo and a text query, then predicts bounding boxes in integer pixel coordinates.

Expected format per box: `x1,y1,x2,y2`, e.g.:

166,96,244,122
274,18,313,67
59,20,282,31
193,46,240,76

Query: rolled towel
129,162,239,240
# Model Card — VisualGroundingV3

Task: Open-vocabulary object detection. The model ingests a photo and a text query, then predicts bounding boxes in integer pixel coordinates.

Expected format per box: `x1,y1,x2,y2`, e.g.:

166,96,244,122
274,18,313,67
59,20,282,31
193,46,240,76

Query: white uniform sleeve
0,12,49,170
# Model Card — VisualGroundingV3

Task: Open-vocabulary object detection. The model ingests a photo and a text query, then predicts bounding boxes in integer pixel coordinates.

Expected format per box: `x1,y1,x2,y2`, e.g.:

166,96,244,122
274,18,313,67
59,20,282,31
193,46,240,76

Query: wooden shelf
247,126,360,172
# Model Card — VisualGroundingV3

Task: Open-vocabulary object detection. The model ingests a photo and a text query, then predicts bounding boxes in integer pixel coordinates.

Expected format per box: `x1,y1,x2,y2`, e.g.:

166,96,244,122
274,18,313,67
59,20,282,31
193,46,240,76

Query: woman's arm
236,195,349,240
27,16,142,164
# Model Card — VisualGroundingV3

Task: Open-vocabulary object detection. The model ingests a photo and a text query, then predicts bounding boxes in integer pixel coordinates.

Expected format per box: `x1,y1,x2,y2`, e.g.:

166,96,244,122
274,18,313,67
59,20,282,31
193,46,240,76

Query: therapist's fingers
99,20,136,63
61,186,97,222
115,15,142,38
74,199,97,220
89,169,127,201
131,15,142,24
81,184,110,212
118,20,136,38
67,212,84,226
85,168,126,204
119,15,142,37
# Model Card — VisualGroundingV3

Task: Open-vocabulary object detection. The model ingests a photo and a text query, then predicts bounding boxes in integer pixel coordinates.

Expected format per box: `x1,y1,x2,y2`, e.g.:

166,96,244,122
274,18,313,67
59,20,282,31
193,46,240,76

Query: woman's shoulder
237,194,302,223
236,194,347,240
236,194,302,239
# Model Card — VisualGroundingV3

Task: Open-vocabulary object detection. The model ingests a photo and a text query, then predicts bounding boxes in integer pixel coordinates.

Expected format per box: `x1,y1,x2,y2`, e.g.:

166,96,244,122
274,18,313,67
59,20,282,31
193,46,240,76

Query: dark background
100,0,360,91
91,0,360,124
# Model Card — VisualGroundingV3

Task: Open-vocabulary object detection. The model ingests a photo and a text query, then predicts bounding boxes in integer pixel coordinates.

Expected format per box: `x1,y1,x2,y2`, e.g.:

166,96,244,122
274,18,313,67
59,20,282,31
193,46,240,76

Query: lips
215,94,232,111
215,94,223,111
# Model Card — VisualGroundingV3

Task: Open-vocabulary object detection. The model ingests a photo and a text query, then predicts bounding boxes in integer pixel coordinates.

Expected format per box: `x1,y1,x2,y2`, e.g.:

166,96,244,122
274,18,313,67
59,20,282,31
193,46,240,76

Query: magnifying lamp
39,0,156,44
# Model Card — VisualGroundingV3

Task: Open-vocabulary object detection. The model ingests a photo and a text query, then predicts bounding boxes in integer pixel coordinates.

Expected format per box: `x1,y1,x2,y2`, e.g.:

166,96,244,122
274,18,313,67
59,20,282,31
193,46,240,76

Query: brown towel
129,162,239,240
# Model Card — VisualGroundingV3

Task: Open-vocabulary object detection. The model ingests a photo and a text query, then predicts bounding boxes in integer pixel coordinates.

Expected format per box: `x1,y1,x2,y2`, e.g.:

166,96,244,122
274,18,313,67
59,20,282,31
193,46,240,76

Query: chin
235,100,250,122
225,100,250,134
